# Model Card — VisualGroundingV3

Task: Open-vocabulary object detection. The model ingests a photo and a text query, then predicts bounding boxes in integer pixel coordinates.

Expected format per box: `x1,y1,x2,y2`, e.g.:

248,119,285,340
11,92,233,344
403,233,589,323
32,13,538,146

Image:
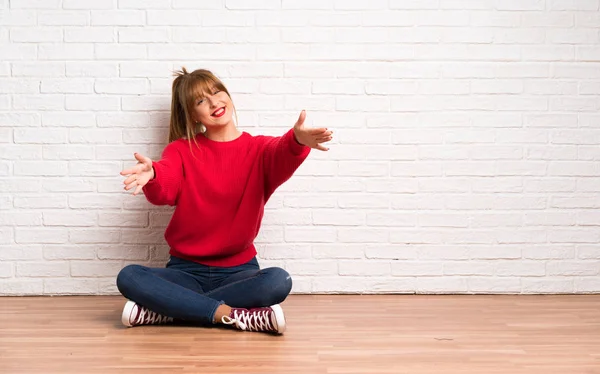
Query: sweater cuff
142,161,162,189
287,128,310,156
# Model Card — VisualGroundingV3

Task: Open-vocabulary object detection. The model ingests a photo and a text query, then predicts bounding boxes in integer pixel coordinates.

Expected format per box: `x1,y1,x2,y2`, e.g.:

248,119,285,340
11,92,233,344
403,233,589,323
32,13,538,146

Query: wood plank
0,295,599,373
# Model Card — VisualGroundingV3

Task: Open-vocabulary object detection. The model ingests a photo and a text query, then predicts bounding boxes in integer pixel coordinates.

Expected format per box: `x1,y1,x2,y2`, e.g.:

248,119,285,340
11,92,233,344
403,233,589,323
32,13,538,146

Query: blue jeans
116,256,292,325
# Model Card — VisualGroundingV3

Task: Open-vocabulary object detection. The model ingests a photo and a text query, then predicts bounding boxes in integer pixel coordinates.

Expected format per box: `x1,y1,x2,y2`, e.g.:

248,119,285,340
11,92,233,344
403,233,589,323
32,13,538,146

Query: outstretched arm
262,110,333,199
120,144,183,206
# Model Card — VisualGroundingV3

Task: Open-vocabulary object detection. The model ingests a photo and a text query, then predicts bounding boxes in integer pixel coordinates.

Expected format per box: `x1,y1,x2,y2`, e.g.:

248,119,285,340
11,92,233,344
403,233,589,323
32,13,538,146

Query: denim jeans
116,256,292,325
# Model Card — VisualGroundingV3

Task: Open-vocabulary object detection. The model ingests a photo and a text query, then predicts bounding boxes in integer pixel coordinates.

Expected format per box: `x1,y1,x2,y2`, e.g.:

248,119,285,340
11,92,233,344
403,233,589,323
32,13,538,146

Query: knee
264,267,292,304
116,264,144,296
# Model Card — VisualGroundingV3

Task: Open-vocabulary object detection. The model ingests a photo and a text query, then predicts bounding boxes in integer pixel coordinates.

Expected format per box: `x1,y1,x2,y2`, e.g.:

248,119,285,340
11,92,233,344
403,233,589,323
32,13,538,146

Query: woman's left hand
293,110,333,151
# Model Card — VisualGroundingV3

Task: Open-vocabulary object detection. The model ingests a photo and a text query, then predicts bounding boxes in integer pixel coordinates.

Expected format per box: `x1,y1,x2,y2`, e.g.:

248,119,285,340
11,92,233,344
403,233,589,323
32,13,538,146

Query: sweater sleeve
262,128,311,200
142,142,183,206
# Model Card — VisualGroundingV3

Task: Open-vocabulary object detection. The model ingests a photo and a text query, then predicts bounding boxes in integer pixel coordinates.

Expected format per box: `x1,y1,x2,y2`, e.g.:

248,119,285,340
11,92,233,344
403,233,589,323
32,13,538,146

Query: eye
197,98,204,105
213,90,220,95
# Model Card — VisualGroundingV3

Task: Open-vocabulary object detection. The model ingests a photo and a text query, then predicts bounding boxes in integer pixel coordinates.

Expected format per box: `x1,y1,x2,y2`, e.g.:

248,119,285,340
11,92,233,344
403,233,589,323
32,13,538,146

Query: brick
339,261,390,276
284,227,336,243
97,246,149,260
69,194,123,209
286,260,337,276
121,229,164,244
149,212,171,227
312,209,364,226
91,11,144,26
0,245,43,260
38,11,88,25
0,79,40,94
14,195,66,209
39,44,94,60
311,277,366,293
282,0,333,8
0,112,40,126
416,277,469,293
13,95,64,111
43,211,97,227
43,178,95,193
547,261,600,276
14,161,67,176
10,27,62,42
0,210,41,225
0,227,13,244
120,0,170,8
64,27,115,42
262,210,312,225
391,230,445,244
526,114,578,128
147,10,201,25
522,278,574,294
43,245,96,260
44,278,99,295
527,146,578,161
43,145,94,160
549,161,600,177
468,246,521,260
0,11,36,26
524,212,577,226
259,244,311,260
99,212,149,227
69,129,122,144
578,246,600,259
15,229,68,244
523,246,576,259
118,28,169,43
469,277,521,293
121,96,170,112
16,261,69,277
66,62,118,77
0,145,41,159
71,261,122,277
549,229,600,243
96,79,150,95
574,278,600,293
313,244,365,259
338,228,389,243
41,79,94,94
95,44,148,60
69,229,120,244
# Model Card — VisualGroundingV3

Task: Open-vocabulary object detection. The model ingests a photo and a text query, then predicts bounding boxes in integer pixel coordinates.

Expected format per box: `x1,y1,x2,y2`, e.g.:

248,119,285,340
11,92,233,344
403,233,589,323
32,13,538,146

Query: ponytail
169,67,193,143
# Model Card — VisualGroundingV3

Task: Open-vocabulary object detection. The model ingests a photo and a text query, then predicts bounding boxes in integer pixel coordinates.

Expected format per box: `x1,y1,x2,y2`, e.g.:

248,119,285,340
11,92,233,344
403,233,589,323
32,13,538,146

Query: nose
207,95,218,108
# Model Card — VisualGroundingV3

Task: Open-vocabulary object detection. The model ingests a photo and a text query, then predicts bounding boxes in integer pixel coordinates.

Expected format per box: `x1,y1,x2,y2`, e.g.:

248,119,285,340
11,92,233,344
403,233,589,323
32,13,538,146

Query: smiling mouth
212,107,226,117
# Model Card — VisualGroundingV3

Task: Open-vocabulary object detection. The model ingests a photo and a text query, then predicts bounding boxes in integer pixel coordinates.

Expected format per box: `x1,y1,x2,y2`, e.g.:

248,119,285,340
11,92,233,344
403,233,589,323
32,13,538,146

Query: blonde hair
169,68,237,146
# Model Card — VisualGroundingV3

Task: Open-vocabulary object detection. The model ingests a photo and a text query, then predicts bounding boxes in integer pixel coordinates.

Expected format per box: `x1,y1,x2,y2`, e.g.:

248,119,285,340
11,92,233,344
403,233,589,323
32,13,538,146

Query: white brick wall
1,1,599,295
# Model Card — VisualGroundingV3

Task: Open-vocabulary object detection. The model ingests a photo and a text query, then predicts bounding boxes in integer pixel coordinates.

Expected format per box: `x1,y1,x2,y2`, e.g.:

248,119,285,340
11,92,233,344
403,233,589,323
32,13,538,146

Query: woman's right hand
120,152,154,195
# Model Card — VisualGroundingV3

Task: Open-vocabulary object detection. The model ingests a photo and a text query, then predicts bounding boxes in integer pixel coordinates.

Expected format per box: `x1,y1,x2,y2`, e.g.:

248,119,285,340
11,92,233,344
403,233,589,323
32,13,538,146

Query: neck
203,124,241,142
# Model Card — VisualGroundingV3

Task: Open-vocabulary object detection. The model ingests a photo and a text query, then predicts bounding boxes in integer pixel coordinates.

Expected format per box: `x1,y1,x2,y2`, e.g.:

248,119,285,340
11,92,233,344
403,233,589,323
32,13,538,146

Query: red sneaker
121,300,173,327
221,304,286,334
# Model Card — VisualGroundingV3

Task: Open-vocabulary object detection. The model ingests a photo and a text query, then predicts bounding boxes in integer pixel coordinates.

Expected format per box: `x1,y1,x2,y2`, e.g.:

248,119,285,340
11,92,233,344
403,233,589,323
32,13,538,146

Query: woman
116,68,333,334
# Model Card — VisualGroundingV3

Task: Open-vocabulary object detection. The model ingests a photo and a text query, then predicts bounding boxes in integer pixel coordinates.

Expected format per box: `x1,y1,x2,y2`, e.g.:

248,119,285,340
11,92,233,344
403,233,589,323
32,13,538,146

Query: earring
196,121,206,133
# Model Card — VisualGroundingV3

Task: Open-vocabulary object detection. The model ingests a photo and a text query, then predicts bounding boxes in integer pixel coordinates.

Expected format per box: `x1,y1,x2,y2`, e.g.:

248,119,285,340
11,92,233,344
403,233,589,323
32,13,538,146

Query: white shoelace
222,309,274,332
136,306,172,325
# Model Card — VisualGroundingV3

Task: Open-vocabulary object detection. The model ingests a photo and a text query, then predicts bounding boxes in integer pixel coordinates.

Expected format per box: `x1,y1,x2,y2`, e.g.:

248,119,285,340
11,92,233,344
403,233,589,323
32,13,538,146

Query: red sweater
142,128,310,267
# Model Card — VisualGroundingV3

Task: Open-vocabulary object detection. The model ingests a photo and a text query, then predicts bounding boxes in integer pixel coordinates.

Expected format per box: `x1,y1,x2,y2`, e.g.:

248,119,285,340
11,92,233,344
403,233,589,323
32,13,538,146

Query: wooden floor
1,295,599,374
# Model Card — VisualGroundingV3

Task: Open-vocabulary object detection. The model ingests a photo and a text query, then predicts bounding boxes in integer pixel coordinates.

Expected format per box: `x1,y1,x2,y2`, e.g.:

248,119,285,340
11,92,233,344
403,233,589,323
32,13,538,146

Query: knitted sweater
142,128,310,266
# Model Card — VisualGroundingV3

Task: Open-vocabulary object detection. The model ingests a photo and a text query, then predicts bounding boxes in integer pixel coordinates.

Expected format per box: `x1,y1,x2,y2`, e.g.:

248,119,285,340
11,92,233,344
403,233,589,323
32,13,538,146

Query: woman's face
191,87,234,129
